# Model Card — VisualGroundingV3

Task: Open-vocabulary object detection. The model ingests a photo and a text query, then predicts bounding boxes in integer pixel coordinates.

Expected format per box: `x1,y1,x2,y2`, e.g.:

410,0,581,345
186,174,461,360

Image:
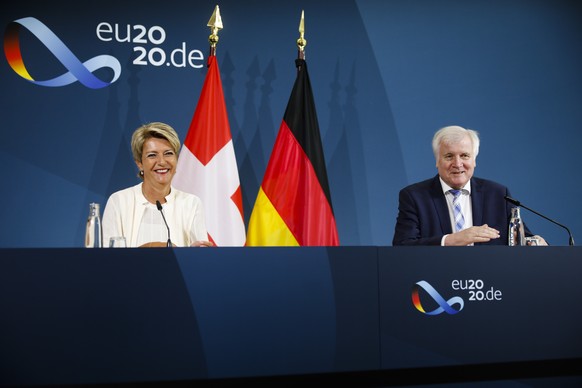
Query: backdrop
1,0,580,247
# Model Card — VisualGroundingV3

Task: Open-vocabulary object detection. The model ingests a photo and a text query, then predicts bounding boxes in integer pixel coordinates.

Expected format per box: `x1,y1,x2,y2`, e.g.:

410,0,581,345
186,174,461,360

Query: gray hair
432,125,480,160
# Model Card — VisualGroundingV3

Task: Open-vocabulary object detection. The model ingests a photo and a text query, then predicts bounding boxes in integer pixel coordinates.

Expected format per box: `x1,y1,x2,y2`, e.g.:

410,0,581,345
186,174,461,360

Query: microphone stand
155,200,172,247
504,196,575,246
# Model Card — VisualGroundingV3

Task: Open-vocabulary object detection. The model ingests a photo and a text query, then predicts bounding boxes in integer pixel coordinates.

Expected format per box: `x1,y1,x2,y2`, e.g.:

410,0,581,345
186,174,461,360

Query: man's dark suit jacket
392,175,531,246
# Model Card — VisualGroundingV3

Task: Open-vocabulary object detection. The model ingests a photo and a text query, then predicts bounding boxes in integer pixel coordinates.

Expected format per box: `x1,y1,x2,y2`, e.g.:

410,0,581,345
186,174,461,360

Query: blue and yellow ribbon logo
4,17,121,89
412,280,464,315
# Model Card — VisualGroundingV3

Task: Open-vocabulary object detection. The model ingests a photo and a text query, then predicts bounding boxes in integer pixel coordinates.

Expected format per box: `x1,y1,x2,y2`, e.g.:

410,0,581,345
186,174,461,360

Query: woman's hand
191,240,214,247
139,241,214,247
139,241,175,248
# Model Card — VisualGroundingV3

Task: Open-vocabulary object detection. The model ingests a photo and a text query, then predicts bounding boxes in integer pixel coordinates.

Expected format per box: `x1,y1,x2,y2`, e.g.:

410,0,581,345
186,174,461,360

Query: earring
139,170,144,176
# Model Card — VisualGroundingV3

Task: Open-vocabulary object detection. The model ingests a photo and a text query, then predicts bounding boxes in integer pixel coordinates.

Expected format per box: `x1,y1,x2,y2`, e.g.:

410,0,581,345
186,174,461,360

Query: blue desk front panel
379,246,582,370
0,247,380,385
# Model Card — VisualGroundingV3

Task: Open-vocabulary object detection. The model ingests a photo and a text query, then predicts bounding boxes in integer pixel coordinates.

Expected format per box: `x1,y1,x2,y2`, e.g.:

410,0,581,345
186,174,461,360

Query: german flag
246,59,339,246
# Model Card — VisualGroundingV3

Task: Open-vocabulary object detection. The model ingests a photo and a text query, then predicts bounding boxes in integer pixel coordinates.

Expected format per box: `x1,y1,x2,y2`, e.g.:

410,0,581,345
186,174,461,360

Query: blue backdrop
1,0,580,247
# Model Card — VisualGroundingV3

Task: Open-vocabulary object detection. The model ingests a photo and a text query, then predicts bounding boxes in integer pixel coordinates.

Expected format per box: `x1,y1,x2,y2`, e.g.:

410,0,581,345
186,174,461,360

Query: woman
102,122,213,247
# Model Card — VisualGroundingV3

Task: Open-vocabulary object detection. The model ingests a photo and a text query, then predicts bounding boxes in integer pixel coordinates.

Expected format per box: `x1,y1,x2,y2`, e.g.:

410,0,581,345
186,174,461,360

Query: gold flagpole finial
207,5,223,55
297,10,306,60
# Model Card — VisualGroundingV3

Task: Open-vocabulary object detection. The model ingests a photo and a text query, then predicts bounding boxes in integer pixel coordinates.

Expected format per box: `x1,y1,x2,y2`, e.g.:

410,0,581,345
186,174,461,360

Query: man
392,125,546,246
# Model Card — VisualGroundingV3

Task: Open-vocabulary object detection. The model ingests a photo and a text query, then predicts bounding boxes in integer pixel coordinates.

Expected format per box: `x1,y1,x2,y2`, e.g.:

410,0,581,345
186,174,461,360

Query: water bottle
508,207,525,246
85,203,103,248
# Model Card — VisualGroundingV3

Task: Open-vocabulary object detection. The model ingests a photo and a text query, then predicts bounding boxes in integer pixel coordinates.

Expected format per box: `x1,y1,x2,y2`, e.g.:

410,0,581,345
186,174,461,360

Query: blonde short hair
131,122,181,163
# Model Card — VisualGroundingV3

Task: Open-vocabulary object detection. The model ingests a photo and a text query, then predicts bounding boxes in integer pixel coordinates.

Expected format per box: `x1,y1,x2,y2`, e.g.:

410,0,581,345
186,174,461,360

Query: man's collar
439,177,471,195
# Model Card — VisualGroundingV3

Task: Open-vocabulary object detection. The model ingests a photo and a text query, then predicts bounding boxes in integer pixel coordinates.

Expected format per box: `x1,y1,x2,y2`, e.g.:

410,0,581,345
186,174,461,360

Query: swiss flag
173,55,245,246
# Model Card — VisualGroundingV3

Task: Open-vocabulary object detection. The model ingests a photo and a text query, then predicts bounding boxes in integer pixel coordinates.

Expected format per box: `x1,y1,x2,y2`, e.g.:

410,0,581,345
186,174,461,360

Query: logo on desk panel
412,281,464,315
412,279,503,315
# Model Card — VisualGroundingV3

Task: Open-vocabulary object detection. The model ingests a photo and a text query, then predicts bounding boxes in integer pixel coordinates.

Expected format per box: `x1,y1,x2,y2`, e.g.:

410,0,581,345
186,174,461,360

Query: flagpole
246,8,339,246
297,10,306,62
174,4,246,246
207,5,223,57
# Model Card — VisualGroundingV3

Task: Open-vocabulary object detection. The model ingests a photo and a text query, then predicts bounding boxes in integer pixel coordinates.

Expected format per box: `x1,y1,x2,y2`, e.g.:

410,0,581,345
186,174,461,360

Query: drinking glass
109,236,127,248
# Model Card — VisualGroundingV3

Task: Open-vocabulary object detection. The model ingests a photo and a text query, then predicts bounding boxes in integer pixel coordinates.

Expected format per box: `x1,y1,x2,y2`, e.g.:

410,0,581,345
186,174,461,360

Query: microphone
504,195,575,246
155,200,172,247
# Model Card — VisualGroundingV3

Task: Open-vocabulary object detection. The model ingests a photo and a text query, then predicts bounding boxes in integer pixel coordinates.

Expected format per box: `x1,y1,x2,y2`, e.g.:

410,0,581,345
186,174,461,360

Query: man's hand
444,224,500,246
528,235,548,246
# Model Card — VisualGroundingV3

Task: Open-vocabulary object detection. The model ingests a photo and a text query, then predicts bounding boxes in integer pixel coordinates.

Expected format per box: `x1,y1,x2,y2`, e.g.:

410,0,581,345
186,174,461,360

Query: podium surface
1,247,580,386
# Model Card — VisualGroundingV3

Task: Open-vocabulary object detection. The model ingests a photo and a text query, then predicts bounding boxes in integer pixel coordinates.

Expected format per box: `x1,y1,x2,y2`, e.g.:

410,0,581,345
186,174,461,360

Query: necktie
450,189,465,232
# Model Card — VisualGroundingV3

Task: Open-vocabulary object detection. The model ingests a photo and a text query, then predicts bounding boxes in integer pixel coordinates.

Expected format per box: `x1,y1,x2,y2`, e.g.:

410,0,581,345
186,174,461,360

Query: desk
0,247,580,386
